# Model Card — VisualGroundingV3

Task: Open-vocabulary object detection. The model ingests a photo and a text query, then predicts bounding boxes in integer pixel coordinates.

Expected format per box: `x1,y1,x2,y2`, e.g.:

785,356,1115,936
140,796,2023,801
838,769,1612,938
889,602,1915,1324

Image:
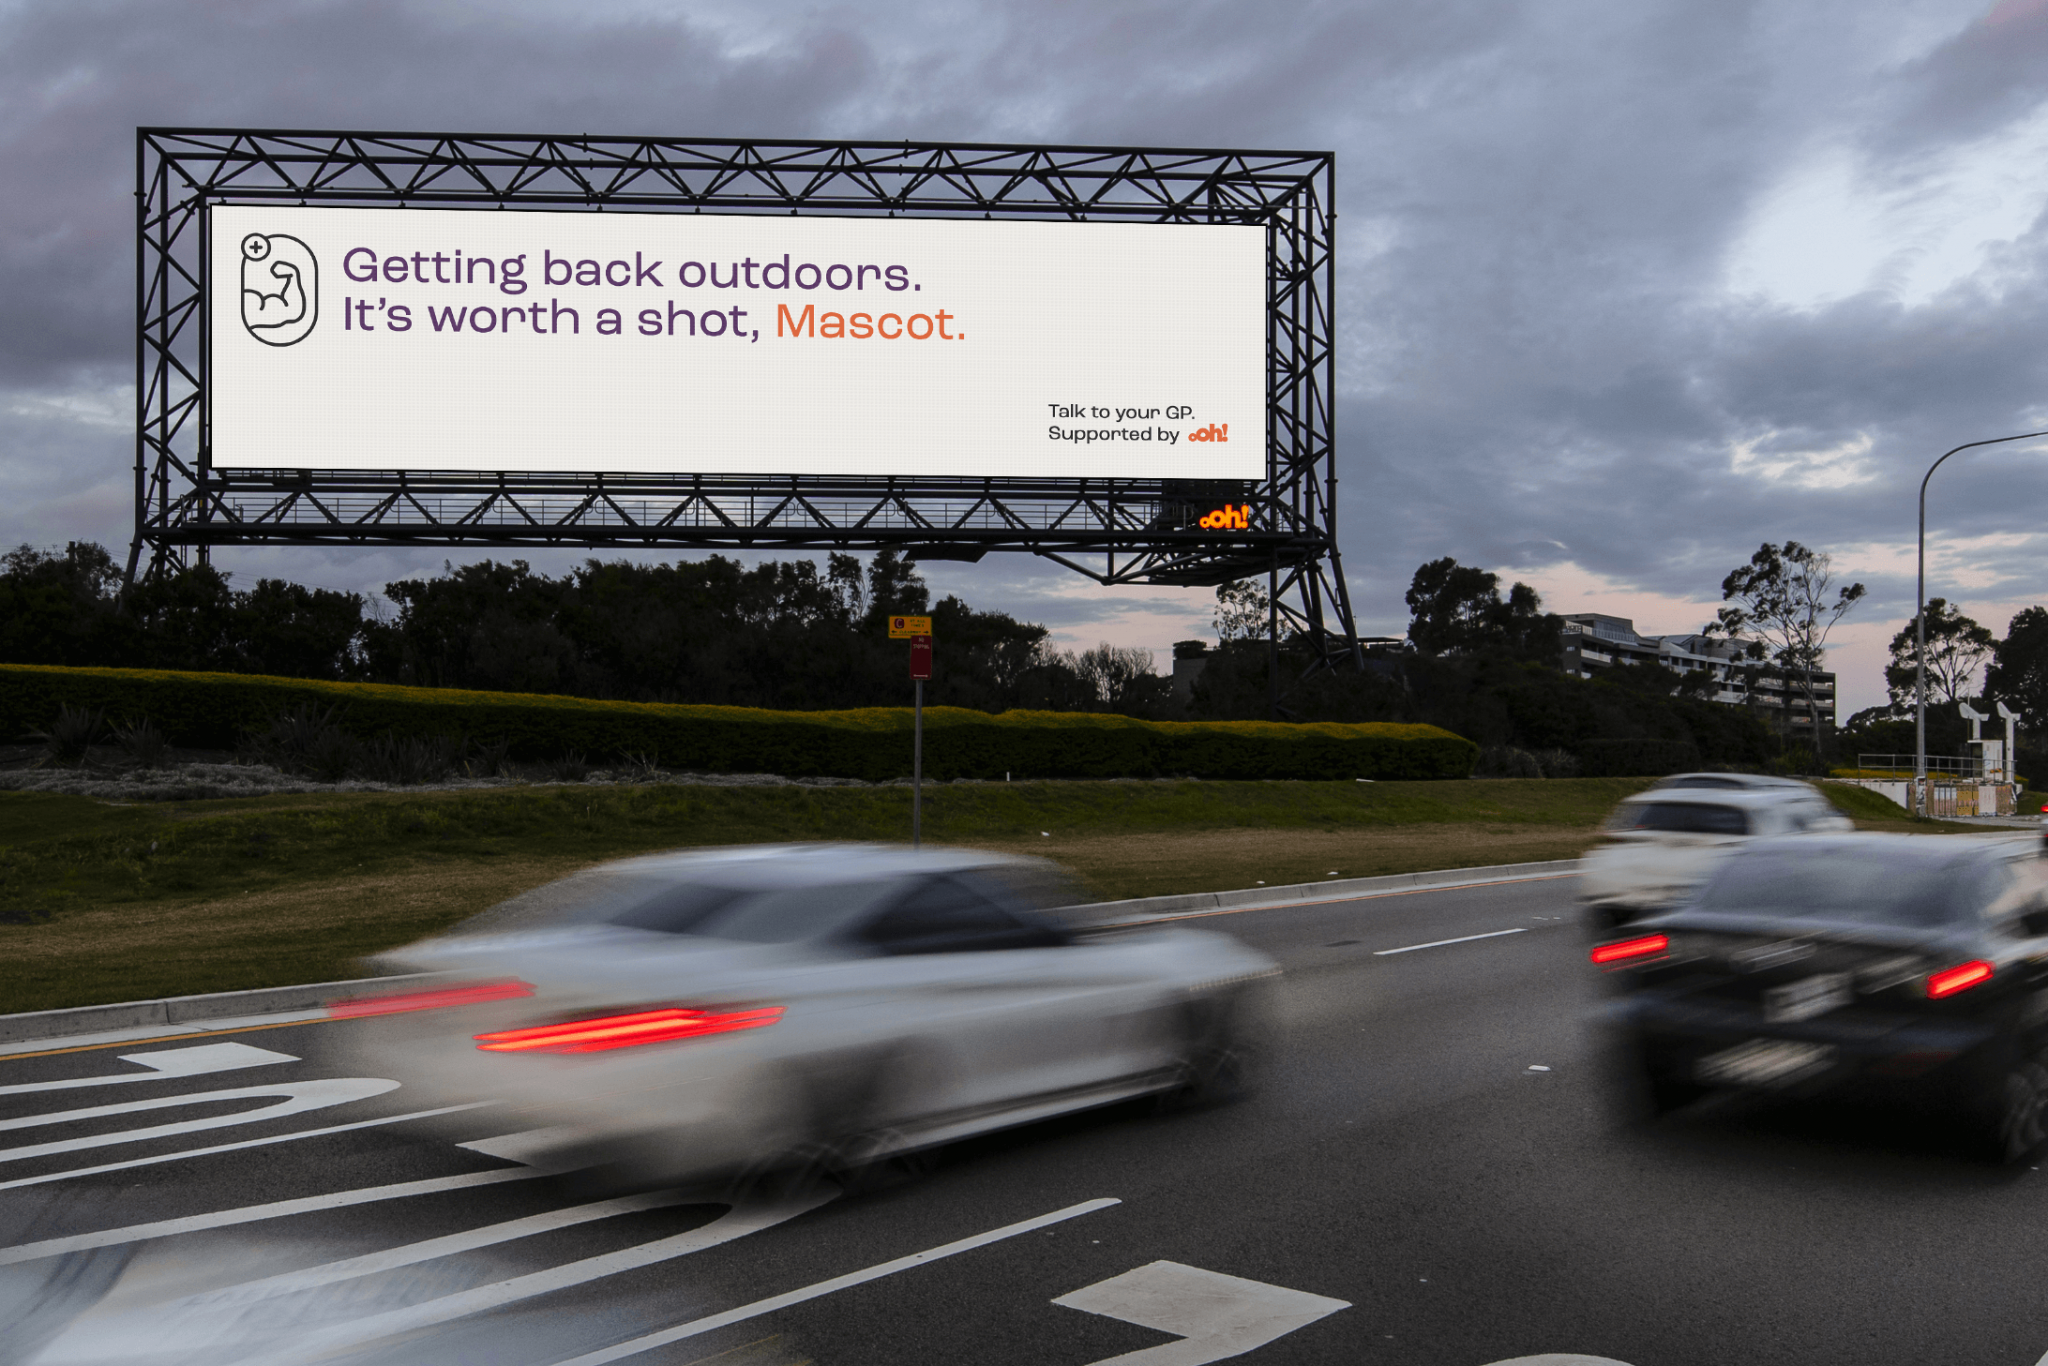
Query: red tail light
1591,934,1669,965
1926,960,1994,999
474,1005,784,1054
330,980,535,1019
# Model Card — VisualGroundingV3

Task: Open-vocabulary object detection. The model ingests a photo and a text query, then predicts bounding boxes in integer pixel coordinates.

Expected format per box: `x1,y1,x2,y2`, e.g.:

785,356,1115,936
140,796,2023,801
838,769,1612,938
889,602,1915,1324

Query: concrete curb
0,858,1580,1048
1084,858,1581,926
0,973,451,1046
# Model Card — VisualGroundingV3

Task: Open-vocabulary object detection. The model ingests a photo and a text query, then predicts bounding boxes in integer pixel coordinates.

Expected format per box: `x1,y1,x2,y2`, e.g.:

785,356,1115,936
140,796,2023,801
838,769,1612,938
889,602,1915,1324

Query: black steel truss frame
136,129,1358,665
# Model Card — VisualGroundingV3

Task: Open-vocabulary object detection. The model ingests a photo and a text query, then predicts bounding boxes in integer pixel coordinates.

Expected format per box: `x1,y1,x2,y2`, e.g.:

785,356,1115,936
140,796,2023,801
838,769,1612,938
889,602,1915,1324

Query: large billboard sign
210,205,1266,478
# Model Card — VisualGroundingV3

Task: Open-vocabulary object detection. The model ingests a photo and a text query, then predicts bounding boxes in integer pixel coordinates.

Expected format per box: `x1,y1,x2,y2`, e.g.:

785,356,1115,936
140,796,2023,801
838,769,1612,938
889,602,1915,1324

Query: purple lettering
666,301,696,336
825,264,852,291
605,260,631,287
794,263,821,290
679,261,706,288
545,251,572,286
634,252,662,287
857,265,881,290
762,255,790,289
549,299,579,334
885,265,910,291
343,248,378,283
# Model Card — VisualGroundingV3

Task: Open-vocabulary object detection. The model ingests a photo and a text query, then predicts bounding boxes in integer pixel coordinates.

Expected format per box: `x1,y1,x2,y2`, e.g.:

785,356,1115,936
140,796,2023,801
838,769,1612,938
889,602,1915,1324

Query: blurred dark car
1592,833,2048,1160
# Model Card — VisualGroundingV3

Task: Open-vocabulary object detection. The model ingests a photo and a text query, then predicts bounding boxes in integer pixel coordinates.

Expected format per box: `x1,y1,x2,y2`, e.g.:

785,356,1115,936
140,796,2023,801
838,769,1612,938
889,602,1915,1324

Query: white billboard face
209,205,1266,479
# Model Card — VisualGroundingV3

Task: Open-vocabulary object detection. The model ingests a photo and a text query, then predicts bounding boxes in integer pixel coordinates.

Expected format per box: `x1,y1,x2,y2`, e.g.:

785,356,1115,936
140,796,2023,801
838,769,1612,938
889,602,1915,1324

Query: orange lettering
776,303,814,337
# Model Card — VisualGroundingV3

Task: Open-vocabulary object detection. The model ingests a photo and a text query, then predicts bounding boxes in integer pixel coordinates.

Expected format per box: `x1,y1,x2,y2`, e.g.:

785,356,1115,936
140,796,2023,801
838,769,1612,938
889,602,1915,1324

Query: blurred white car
1647,772,1816,793
1581,786,1854,929
333,845,1277,1191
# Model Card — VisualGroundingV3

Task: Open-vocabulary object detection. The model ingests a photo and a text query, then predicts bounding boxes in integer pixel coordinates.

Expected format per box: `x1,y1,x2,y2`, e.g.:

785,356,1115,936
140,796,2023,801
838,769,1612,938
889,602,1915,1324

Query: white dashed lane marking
1373,927,1528,956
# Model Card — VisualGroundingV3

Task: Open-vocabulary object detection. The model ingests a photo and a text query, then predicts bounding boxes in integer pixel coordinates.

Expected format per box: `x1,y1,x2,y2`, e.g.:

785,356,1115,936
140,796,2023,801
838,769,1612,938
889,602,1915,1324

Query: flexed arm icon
240,233,319,346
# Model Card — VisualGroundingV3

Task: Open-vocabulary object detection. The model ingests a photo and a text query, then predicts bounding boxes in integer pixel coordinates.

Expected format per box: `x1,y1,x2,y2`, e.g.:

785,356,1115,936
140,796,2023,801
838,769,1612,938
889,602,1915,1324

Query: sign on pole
889,616,933,639
909,635,933,680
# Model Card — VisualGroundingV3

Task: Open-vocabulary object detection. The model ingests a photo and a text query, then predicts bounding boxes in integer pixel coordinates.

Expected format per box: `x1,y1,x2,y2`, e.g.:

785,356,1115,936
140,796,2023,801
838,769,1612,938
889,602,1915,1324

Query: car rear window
450,869,899,942
1694,845,1999,928
1608,802,1750,835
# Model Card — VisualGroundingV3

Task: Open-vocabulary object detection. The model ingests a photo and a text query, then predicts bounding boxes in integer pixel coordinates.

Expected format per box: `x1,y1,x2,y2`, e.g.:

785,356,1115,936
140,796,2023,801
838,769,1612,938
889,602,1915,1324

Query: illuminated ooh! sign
209,205,1266,479
1198,504,1252,530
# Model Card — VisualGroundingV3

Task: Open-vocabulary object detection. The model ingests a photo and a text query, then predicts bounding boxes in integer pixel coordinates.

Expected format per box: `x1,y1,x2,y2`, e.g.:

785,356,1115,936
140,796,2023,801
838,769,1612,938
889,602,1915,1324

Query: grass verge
0,774,1995,1014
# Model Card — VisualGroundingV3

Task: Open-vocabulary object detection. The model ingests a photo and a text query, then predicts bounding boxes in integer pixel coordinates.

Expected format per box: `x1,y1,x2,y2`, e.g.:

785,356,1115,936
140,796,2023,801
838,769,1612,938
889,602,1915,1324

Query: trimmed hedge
0,664,1478,782
1577,737,1701,777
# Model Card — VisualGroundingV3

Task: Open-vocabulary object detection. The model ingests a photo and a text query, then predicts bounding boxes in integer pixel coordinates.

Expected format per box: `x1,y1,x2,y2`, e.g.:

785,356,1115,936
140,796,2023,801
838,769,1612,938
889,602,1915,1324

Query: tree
1883,598,1993,709
1404,558,1559,659
1988,606,2048,725
1708,542,1865,742
1214,579,1270,644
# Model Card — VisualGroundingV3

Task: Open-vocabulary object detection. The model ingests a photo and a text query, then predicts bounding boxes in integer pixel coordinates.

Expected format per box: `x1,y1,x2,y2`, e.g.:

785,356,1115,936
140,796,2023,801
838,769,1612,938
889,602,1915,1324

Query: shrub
1475,745,1544,778
359,733,460,786
111,717,170,770
29,703,104,767
0,664,1479,782
1577,737,1700,777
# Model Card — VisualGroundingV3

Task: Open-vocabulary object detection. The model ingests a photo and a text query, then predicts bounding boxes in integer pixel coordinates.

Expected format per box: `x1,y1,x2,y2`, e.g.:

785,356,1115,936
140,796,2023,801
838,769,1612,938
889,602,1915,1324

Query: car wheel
1976,1051,2048,1164
1160,993,1260,1109
1605,1033,1704,1120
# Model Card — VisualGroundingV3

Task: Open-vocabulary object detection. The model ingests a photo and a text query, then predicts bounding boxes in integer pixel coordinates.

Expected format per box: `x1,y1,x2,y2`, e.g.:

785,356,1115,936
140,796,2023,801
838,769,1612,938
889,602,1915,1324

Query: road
5,875,2048,1366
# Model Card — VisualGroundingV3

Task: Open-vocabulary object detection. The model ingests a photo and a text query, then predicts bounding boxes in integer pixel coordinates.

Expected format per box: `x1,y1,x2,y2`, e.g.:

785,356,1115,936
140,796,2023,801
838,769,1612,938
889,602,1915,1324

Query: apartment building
1560,613,1837,728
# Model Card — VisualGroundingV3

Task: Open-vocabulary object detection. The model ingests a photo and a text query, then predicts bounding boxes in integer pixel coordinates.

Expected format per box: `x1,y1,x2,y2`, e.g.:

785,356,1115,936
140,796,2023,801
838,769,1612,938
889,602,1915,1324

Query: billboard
210,205,1266,479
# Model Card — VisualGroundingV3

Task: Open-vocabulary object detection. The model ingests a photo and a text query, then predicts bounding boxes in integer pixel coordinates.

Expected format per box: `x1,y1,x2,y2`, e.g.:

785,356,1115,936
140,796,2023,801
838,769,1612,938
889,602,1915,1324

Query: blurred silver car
332,845,1278,1190
1581,787,1854,929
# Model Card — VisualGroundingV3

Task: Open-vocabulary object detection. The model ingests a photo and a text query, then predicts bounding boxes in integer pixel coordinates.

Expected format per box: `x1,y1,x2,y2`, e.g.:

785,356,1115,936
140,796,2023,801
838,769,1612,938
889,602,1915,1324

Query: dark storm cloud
0,0,874,386
4,0,2046,684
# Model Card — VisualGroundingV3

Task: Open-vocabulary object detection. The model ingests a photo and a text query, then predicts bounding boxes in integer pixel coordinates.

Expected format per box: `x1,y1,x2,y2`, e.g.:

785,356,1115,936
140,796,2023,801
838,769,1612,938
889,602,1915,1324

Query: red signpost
888,625,934,847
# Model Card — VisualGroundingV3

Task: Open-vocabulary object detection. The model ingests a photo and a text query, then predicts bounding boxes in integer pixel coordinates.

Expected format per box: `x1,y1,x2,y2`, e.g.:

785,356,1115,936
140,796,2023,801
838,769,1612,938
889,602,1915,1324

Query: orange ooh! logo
1199,504,1251,530
1187,423,1230,443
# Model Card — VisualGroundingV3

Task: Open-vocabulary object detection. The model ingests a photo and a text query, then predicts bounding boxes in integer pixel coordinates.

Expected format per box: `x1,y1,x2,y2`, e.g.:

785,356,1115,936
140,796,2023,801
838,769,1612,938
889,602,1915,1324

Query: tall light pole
1916,430,2048,812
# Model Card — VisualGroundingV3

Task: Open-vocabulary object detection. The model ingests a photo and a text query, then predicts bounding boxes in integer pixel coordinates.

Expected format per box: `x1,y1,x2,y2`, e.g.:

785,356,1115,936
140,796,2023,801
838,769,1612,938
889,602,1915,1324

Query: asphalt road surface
6,874,2048,1366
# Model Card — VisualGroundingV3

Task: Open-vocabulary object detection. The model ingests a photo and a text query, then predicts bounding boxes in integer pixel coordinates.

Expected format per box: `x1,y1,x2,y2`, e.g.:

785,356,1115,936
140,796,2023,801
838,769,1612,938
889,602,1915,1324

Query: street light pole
1915,430,2048,813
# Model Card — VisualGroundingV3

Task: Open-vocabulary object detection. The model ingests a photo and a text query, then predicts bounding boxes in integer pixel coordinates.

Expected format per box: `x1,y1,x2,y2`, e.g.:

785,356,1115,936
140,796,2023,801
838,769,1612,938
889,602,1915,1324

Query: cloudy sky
6,0,2048,716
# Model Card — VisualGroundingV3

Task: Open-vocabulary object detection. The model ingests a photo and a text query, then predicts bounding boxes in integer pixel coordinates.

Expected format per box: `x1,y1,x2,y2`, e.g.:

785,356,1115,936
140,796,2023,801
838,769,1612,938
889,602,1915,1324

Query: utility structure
134,130,1362,686
1915,430,2048,812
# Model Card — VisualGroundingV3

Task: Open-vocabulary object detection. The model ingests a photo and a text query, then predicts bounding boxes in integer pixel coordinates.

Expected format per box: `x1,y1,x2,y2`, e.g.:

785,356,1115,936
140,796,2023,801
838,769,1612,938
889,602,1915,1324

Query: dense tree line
1191,562,1776,767
0,542,1170,715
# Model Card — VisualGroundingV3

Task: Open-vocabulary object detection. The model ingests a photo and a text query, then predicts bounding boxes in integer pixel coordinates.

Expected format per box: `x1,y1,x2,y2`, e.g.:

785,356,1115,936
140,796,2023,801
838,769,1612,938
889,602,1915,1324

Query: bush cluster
1,664,1479,782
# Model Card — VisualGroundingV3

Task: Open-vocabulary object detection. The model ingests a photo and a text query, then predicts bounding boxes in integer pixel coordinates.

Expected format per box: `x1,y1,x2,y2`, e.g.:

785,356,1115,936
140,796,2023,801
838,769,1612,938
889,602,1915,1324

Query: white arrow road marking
543,1197,1123,1366
0,1043,299,1097
0,1168,540,1264
0,1077,399,1165
1374,928,1528,956
243,1189,842,1366
0,1101,486,1193
1055,1261,1349,1365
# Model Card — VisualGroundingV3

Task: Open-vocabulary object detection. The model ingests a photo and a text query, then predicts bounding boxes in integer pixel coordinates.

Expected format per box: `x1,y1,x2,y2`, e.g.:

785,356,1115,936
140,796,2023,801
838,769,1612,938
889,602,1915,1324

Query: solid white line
264,1190,840,1364
0,1166,539,1264
0,1100,489,1192
1373,927,1529,956
147,1189,699,1313
545,1197,1123,1366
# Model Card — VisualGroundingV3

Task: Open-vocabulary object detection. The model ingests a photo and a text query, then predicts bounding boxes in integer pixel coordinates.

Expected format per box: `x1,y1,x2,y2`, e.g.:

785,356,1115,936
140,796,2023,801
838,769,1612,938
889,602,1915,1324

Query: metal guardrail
1858,753,1983,778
